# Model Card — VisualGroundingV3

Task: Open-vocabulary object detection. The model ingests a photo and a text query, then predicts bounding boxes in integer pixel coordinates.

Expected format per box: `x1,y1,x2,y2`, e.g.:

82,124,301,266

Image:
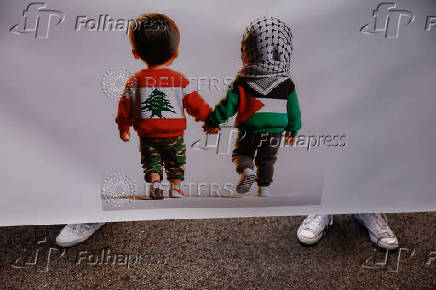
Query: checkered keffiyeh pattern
235,17,294,95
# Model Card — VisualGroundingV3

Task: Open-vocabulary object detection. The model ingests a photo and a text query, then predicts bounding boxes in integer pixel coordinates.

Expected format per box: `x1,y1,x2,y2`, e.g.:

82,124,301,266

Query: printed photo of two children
1,0,435,226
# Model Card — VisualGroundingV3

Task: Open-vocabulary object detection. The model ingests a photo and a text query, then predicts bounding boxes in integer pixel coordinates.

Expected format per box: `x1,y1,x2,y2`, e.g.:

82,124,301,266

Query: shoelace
69,223,92,234
373,214,396,246
302,215,327,232
371,214,393,235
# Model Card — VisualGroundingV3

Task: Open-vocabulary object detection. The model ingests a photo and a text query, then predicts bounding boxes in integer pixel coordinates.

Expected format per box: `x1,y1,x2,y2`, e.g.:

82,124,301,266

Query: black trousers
232,132,281,187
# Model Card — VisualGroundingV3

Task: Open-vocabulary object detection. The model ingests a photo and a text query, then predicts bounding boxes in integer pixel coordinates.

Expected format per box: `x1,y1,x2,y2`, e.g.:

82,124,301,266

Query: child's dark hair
129,13,180,66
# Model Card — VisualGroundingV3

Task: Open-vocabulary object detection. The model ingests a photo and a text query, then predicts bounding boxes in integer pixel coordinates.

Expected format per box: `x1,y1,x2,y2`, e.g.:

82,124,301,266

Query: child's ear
132,49,140,59
173,49,179,59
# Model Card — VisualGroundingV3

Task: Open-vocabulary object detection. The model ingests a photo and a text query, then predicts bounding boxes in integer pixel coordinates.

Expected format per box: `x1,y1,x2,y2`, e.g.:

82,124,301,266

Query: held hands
202,124,220,135
120,129,130,142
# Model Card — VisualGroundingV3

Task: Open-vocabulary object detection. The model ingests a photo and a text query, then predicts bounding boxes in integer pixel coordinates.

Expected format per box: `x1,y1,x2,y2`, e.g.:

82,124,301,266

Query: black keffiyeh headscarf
234,16,293,95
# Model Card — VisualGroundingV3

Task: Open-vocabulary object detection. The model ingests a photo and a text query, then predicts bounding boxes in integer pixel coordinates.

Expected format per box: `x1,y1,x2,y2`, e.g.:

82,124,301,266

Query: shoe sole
368,233,399,250
236,174,256,194
297,228,324,245
255,190,273,197
56,224,105,248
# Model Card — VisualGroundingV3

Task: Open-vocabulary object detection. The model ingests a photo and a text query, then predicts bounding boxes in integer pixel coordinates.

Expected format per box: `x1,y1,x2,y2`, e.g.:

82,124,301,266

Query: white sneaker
297,215,333,245
354,213,399,250
56,223,105,247
255,186,272,197
236,168,256,194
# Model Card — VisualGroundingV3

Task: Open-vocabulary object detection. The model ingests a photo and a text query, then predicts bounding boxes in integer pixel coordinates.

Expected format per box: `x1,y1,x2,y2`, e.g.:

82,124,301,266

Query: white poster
1,0,435,226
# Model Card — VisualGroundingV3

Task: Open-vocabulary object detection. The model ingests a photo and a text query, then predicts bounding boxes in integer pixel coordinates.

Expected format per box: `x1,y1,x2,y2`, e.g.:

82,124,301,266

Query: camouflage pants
139,136,186,182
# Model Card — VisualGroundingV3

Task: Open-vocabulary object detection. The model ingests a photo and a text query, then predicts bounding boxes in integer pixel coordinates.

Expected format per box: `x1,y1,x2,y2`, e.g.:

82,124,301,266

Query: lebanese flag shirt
116,68,211,138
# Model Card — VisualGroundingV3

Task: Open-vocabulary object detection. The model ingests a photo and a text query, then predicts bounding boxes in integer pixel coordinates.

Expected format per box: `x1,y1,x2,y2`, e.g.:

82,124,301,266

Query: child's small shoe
149,180,164,200
169,184,184,198
236,168,256,194
255,186,273,197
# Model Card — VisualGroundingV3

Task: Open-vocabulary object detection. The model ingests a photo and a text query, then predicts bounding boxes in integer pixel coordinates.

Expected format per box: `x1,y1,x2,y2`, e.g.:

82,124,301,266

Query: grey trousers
232,132,281,186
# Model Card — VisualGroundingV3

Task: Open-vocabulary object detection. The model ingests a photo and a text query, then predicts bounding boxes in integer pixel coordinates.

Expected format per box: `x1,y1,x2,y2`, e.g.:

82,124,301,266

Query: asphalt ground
0,212,435,289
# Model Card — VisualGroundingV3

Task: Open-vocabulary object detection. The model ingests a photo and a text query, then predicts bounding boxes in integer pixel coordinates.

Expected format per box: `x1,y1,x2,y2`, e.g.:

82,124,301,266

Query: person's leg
56,223,105,247
254,133,280,196
140,137,164,199
163,136,186,197
354,213,399,250
232,132,257,194
297,215,334,245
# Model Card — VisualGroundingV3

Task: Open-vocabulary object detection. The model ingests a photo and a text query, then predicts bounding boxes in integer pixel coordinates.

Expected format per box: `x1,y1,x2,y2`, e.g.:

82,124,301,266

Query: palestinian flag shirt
206,79,301,137
116,68,211,138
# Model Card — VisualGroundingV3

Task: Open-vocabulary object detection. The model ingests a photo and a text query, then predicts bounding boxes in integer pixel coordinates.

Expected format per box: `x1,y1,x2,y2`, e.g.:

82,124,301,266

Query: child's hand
285,135,295,146
207,127,220,134
202,124,220,135
120,129,130,142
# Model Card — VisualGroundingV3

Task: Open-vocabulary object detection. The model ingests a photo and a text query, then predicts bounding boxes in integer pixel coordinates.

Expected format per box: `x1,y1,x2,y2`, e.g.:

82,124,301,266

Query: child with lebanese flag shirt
116,13,214,199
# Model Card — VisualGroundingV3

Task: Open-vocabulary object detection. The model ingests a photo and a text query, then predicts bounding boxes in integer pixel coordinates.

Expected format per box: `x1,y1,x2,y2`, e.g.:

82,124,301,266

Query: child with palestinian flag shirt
204,17,301,196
